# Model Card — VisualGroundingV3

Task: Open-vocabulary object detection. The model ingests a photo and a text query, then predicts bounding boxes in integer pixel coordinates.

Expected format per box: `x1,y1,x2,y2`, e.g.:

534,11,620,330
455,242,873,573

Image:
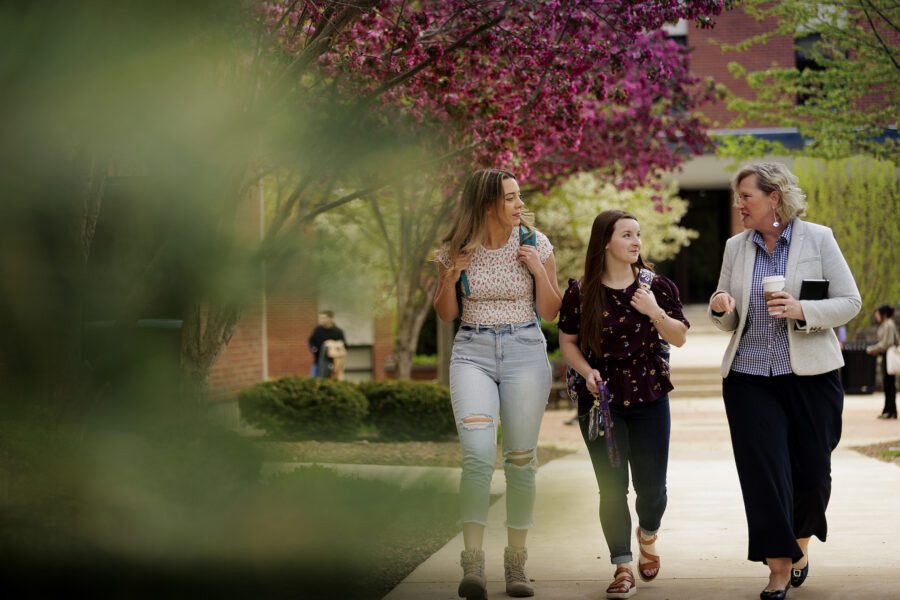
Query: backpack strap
637,267,671,364
519,225,540,325
455,241,471,319
456,268,470,315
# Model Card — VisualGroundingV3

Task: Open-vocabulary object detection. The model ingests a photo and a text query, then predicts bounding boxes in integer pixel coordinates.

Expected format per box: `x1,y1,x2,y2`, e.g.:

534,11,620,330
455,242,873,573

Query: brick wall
690,9,795,128
371,311,393,380
208,297,265,399
208,186,266,399
267,278,319,379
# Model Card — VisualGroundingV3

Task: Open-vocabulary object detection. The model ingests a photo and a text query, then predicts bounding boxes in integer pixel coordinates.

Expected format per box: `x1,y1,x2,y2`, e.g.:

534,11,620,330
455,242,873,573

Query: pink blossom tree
252,1,728,378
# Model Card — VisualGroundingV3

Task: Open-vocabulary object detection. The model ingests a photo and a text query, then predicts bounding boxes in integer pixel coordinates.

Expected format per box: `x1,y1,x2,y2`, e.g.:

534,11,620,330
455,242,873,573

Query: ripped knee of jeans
460,414,494,431
504,447,536,468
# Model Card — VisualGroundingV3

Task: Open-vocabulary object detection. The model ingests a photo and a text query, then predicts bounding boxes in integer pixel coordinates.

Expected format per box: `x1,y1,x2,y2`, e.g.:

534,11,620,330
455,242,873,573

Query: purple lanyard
587,380,620,468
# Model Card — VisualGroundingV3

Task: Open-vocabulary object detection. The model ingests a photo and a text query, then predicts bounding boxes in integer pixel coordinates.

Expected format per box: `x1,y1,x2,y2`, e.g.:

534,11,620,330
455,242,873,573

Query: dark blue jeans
579,396,671,564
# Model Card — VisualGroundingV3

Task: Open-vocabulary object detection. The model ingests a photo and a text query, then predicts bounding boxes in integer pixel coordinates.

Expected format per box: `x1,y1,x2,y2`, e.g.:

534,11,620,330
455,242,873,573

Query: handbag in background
887,345,900,376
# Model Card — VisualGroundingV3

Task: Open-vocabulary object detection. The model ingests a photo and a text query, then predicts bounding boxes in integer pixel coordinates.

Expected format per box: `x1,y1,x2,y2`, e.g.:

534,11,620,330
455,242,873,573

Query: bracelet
650,312,666,326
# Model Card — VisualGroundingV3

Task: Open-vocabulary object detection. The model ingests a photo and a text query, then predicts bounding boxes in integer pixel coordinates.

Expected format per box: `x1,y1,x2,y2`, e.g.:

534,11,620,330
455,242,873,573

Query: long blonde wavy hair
441,169,534,264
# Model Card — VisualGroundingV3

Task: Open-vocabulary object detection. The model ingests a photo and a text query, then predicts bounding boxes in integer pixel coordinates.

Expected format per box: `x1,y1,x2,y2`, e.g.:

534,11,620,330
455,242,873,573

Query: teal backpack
456,225,540,325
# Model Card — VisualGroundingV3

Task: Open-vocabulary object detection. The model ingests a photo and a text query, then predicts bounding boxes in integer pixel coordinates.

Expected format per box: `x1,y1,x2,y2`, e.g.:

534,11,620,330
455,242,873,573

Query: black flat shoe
760,582,790,600
790,561,809,587
877,412,898,419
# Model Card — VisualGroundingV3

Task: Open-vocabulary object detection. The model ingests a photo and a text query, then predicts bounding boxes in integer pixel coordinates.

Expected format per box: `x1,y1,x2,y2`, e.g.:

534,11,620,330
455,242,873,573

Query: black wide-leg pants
723,369,843,563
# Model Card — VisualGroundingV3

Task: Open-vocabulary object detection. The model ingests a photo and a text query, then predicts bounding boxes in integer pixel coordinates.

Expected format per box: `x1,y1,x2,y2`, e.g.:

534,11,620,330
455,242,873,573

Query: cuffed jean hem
639,526,659,536
611,553,633,565
461,518,490,528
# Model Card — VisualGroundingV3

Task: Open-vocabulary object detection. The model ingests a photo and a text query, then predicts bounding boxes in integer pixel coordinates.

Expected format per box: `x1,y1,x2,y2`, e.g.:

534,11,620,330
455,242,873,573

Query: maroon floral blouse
558,274,689,410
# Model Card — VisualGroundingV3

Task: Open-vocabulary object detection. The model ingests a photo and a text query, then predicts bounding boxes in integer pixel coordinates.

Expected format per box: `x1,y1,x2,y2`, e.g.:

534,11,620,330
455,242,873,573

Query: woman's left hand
630,287,659,316
767,291,806,321
517,246,543,275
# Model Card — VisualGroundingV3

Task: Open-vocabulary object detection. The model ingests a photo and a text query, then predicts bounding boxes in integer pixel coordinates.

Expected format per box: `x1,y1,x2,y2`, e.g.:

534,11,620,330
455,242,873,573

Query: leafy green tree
532,173,699,281
315,182,454,379
719,0,898,161
794,156,899,335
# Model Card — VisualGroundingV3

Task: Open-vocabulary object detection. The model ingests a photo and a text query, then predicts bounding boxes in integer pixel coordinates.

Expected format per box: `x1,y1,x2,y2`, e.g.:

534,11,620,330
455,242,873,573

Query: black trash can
841,341,876,394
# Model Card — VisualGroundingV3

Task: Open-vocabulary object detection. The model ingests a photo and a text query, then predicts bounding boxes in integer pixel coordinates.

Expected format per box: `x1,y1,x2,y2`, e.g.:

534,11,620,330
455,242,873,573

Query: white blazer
708,219,861,377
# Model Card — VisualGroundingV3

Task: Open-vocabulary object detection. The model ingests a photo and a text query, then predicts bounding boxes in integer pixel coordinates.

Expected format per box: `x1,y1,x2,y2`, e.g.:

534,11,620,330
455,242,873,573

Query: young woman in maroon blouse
558,210,689,599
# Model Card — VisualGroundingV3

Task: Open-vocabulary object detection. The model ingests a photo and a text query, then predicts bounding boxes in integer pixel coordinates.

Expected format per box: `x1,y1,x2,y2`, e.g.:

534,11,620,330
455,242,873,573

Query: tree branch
862,0,900,34
262,1,376,111
301,140,483,222
367,193,399,277
365,0,512,100
861,2,900,72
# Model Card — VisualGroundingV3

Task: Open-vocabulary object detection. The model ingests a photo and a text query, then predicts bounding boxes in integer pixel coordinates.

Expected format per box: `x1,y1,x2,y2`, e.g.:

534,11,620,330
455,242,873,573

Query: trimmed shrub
238,376,368,440
358,380,455,441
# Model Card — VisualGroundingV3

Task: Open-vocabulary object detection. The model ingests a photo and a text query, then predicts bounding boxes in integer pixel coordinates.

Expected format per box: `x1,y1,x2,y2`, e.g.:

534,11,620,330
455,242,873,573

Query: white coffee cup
763,275,784,317
762,275,785,302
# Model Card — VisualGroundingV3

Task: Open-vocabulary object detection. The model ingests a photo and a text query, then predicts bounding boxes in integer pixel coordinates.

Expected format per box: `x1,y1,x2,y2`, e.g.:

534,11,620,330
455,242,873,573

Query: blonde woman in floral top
434,168,561,600
558,209,688,599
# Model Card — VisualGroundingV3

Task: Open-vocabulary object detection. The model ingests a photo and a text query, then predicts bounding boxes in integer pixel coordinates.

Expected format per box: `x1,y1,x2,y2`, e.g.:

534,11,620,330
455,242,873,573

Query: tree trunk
393,279,437,380
181,301,242,405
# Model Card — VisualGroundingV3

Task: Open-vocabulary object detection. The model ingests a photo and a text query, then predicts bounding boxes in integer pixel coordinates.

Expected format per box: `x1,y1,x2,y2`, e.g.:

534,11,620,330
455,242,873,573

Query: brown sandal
606,565,636,599
636,527,660,582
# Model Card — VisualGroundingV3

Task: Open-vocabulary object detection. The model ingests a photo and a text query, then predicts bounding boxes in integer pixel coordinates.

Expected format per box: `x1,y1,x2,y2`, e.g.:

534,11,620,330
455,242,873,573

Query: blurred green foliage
1,415,460,597
0,3,458,594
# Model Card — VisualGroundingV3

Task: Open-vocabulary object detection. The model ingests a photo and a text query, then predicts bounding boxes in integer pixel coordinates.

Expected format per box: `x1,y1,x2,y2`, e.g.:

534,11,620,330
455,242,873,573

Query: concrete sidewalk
386,397,900,599
385,327,900,600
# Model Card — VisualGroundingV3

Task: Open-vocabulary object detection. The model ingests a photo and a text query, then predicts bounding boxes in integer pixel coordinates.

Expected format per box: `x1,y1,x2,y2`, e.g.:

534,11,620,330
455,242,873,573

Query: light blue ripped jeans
450,320,552,529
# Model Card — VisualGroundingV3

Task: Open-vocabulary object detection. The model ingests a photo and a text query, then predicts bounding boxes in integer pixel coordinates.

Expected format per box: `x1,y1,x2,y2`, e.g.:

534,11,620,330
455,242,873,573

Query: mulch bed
850,439,900,465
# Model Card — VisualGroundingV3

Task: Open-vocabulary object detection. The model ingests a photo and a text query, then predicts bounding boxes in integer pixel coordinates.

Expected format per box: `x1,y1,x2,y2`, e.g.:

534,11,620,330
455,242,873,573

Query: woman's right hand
710,292,736,315
445,254,472,283
585,369,603,395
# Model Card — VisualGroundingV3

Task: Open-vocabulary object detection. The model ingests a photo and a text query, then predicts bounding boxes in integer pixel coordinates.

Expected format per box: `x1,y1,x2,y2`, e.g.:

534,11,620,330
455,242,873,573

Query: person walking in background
307,310,346,379
558,209,688,599
708,162,860,600
433,168,561,599
867,304,899,419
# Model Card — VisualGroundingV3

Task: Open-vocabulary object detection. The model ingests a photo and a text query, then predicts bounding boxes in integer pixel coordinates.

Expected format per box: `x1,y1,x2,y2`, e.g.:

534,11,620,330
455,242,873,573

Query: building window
795,33,825,106
663,18,688,47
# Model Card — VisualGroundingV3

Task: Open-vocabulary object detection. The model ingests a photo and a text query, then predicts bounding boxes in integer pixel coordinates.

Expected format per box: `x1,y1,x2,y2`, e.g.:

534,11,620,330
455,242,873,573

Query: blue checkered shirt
731,221,794,376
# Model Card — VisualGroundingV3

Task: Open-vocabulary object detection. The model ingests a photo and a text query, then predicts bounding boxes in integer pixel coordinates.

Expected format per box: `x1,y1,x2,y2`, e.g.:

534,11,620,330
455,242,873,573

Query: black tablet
799,279,829,301
795,279,829,331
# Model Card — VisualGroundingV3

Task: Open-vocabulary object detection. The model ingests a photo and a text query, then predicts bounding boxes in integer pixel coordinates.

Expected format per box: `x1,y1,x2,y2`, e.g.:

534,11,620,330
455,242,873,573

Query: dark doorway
655,188,732,304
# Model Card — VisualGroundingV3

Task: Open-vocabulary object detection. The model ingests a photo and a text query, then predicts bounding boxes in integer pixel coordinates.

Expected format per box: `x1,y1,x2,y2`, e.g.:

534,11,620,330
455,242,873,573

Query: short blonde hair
732,162,807,223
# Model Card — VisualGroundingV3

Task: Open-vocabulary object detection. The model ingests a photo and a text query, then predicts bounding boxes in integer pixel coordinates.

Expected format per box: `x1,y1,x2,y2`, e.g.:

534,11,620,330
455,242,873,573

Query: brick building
208,186,394,404
656,9,895,302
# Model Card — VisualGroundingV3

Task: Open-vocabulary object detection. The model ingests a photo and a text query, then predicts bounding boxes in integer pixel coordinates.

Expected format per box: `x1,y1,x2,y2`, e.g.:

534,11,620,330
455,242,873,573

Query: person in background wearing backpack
867,304,899,419
433,168,561,599
558,210,688,599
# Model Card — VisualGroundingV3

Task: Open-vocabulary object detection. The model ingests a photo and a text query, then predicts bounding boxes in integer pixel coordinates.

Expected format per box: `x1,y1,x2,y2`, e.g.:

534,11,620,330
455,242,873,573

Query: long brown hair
441,169,533,263
580,210,653,357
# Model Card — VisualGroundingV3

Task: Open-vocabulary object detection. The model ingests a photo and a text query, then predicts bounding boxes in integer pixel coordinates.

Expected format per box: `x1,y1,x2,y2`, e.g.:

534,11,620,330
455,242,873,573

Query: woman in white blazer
708,162,860,600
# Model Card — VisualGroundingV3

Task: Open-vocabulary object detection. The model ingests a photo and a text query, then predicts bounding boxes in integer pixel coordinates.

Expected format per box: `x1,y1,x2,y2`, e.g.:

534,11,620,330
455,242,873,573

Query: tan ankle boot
458,548,487,600
504,546,534,597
